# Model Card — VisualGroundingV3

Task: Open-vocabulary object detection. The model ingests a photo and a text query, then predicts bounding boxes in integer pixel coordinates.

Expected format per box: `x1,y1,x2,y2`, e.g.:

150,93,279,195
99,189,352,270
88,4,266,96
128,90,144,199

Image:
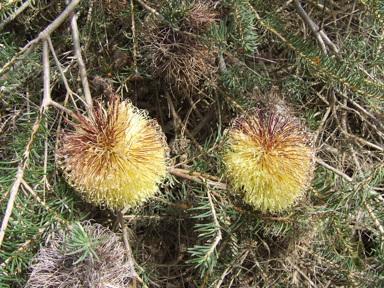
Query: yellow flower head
58,95,169,210
223,109,315,212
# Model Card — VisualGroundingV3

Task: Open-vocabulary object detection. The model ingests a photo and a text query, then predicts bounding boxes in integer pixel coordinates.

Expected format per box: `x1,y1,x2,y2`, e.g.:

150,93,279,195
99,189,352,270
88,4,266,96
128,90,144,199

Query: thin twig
363,200,384,246
276,0,293,13
294,0,340,55
215,249,249,288
130,0,138,105
318,0,327,31
0,110,21,135
306,0,331,12
213,82,246,114
296,245,381,283
168,167,227,189
21,179,66,225
173,143,221,168
316,158,353,182
50,100,81,123
313,105,331,145
164,85,205,154
294,0,327,54
331,94,384,152
136,0,162,19
117,210,147,288
249,4,382,100
337,99,384,140
289,259,317,288
253,255,275,288
124,214,184,221
47,37,76,100
41,119,50,197
334,87,384,132
68,4,92,110
48,36,80,167
190,105,215,137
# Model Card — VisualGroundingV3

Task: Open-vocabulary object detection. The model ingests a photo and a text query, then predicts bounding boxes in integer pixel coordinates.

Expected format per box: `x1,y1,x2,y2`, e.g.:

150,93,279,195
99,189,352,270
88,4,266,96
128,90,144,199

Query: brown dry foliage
26,221,134,288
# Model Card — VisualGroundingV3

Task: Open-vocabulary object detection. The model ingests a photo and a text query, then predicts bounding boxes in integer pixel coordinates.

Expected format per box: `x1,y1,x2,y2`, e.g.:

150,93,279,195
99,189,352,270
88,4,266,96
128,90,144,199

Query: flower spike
223,109,315,212
57,95,169,210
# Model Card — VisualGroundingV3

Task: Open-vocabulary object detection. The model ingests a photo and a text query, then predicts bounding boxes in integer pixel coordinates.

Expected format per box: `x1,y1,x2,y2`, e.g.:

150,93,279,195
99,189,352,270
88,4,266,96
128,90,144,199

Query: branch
136,0,162,19
0,41,52,248
168,167,227,190
117,211,147,288
207,191,222,247
363,200,384,243
293,0,327,54
130,0,139,105
0,1,30,30
42,40,52,105
0,0,81,77
47,37,76,100
199,189,222,288
68,7,92,110
248,4,381,99
293,0,340,56
316,158,353,182
163,85,205,154
49,100,81,123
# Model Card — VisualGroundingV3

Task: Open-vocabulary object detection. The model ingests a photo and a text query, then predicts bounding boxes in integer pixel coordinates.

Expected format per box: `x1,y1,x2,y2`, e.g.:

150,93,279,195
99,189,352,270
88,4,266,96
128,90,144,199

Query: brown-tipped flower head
223,109,315,212
142,1,218,88
57,96,169,210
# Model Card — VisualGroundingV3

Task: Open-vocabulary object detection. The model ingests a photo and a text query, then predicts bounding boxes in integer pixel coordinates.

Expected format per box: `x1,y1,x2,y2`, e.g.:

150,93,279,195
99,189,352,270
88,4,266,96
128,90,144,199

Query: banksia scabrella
223,109,315,212
57,95,168,210
142,1,218,88
26,221,133,287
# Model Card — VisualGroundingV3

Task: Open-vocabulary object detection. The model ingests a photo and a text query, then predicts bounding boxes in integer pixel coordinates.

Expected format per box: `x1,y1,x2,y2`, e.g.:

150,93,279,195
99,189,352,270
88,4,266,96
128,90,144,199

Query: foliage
26,221,133,287
1,0,384,287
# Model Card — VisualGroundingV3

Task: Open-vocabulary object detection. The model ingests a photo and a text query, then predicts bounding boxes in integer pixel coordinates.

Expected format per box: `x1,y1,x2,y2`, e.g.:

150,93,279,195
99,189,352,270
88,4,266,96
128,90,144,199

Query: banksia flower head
27,221,133,287
223,109,315,212
57,95,168,210
142,1,218,88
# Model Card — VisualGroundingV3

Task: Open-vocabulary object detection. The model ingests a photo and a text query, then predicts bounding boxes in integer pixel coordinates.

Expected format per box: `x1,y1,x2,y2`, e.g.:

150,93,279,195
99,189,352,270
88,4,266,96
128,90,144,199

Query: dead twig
68,5,92,110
